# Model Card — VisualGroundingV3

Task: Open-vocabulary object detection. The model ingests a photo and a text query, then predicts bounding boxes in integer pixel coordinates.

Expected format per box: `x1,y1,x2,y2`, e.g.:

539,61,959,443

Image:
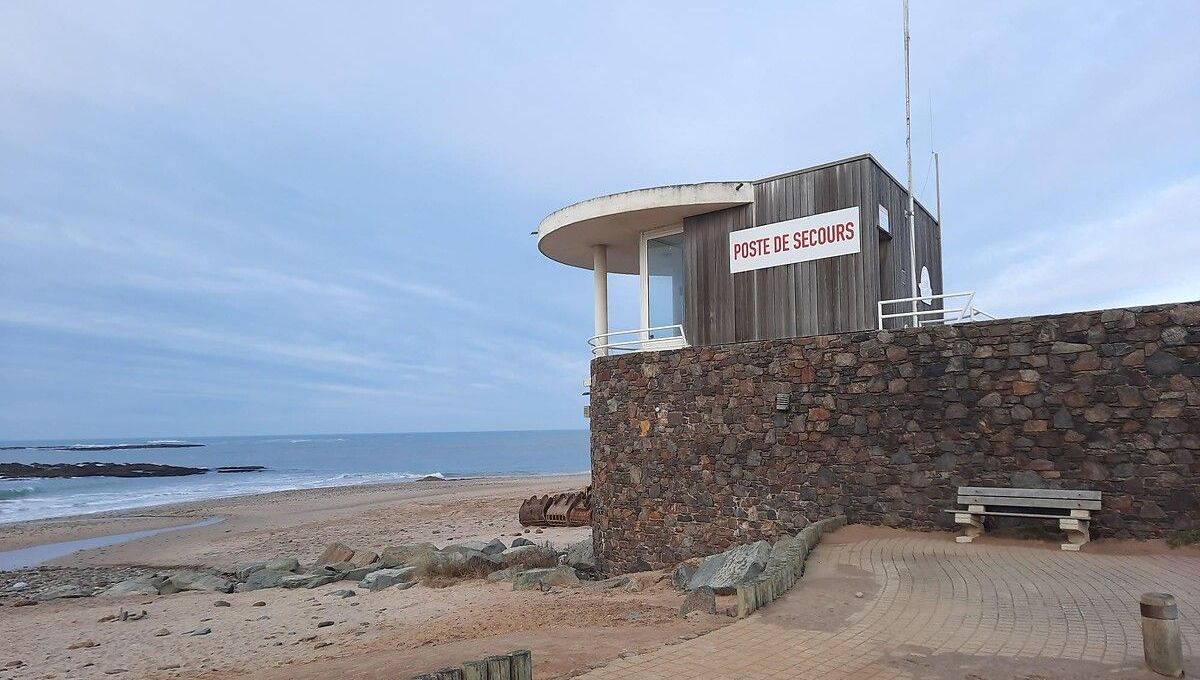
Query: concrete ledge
735,515,847,618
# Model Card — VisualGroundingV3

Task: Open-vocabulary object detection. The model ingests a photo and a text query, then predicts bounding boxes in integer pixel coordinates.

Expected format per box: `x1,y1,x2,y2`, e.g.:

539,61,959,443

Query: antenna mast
903,0,919,321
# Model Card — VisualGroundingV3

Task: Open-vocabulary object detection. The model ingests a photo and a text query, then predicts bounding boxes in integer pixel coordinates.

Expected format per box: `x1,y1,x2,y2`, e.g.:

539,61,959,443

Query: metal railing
877,291,995,329
587,324,688,357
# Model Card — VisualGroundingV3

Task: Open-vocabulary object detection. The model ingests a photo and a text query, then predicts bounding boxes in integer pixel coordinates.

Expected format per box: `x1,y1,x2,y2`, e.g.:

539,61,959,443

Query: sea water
0,430,589,524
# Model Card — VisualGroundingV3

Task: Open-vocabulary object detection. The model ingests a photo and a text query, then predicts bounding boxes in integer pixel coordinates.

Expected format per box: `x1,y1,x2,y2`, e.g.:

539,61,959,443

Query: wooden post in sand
485,655,512,680
461,660,488,680
508,649,533,680
435,669,464,680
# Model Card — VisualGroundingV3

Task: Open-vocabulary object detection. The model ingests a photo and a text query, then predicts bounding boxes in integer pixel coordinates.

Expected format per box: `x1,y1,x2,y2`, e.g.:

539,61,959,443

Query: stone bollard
1140,592,1183,677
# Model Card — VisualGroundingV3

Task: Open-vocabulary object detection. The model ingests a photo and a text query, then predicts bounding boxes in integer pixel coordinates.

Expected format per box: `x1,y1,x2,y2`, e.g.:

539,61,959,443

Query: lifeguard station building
534,153,1198,574
537,154,982,357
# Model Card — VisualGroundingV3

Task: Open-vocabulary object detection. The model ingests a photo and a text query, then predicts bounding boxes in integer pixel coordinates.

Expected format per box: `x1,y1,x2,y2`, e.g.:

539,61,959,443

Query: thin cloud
975,175,1200,317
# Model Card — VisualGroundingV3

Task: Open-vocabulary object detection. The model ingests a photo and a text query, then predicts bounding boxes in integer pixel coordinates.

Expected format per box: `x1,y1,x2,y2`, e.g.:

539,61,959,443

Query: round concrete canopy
537,181,754,274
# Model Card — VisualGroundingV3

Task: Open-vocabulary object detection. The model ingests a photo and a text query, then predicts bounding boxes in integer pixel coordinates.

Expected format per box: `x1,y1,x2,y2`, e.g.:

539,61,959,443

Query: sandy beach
0,475,735,679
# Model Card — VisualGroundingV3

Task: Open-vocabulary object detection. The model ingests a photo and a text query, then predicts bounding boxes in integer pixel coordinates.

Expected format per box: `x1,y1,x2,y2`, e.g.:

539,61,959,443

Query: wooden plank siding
681,154,942,344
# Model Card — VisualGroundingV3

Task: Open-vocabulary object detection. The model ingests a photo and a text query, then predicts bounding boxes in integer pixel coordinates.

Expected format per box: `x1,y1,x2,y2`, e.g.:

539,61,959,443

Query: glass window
645,232,685,339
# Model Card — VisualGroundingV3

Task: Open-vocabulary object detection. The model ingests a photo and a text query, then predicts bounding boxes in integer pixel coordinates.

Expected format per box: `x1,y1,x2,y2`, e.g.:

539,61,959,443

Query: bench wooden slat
959,487,1101,501
957,495,1101,510
944,509,1086,520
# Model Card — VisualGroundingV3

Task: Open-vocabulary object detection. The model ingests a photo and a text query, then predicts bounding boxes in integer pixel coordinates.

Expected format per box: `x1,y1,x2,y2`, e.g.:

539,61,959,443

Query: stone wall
589,302,1200,573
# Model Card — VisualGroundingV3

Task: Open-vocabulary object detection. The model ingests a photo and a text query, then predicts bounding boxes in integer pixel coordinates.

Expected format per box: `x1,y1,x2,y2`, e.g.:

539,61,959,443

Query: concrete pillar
593,244,609,357
1140,592,1183,677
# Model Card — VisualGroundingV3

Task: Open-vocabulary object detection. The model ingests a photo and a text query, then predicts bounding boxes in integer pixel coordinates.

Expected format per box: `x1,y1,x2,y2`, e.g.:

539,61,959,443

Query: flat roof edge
753,153,938,224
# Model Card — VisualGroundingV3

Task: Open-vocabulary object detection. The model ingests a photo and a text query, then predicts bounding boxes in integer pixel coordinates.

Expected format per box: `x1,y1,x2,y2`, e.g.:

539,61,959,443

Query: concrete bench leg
1060,518,1089,551
955,512,984,543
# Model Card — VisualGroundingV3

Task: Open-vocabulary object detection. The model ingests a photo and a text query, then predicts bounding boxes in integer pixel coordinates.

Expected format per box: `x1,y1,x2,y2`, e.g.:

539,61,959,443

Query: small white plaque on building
728,206,861,274
878,204,890,234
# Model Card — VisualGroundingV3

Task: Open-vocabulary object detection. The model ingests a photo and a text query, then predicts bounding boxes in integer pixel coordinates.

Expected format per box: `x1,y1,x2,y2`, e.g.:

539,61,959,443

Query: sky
1,1,1198,440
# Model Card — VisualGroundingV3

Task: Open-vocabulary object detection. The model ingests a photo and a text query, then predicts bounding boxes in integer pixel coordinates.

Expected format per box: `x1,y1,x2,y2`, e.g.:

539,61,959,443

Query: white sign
728,206,861,274
878,204,890,234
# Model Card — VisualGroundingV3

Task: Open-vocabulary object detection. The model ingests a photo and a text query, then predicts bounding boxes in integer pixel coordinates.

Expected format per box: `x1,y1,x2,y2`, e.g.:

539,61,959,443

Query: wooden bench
947,486,1102,551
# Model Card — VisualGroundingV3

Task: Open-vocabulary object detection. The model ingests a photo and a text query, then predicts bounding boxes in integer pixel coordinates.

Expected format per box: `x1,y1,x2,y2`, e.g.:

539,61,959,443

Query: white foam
0,471,443,525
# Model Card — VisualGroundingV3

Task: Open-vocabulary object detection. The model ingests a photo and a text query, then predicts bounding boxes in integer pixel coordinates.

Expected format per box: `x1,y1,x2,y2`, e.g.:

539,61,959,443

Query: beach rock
264,557,301,573
67,639,99,649
279,574,338,590
379,543,439,569
359,567,417,592
11,599,37,607
0,462,206,479
686,541,771,595
566,537,595,571
327,589,356,599
213,600,231,607
234,563,265,580
486,567,518,582
6,582,29,591
671,562,698,591
510,537,535,548
349,550,378,568
154,629,171,637
318,561,355,576
252,601,266,607
99,609,147,622
443,539,505,557
101,575,166,597
680,586,717,616
187,627,211,636
242,569,289,591
340,566,379,582
498,544,542,567
316,620,334,628
37,584,90,601
512,566,580,591
315,543,355,566
427,549,502,575
160,571,235,595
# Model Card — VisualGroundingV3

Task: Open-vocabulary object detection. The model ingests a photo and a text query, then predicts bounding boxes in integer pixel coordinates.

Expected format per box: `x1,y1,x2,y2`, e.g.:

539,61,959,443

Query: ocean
0,430,590,525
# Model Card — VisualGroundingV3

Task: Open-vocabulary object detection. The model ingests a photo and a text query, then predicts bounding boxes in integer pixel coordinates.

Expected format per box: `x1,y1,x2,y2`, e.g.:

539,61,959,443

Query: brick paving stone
577,533,1200,679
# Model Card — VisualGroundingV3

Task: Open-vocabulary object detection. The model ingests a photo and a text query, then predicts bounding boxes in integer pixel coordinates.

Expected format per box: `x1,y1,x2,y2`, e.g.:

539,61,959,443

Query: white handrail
588,324,688,357
877,291,994,329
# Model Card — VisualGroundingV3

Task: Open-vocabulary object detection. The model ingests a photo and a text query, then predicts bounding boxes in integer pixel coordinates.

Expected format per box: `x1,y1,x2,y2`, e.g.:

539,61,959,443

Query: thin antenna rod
934,151,942,224
904,0,919,319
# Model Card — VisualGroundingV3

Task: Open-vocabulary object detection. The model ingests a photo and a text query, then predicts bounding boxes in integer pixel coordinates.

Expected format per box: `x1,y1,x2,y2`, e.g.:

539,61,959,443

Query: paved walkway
579,532,1200,679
